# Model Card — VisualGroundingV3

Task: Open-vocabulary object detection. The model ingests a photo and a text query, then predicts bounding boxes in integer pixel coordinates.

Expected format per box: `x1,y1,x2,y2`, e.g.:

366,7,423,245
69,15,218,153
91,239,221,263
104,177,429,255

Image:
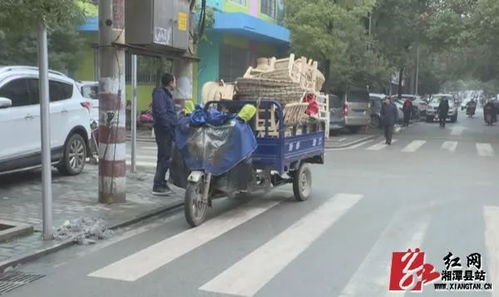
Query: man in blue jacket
152,73,177,195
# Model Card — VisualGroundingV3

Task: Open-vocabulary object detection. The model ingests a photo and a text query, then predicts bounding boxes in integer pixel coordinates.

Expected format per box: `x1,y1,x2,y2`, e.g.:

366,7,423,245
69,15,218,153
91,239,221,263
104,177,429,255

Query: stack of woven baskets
235,54,325,104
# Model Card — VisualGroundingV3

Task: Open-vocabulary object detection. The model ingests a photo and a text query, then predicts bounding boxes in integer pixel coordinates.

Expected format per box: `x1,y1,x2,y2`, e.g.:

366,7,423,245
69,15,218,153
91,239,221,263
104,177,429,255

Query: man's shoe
152,186,173,196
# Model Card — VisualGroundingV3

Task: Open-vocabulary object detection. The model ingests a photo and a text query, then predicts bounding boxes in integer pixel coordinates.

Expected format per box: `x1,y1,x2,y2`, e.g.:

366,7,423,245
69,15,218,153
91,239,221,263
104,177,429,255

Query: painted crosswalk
338,205,432,297
476,143,495,157
86,194,499,297
401,140,426,153
358,138,497,157
441,141,458,152
199,194,363,297
88,200,280,281
366,140,398,151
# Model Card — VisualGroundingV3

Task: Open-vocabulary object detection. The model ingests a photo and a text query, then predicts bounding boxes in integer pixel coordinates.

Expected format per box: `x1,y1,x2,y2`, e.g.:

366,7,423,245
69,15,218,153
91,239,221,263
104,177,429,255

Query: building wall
197,0,287,101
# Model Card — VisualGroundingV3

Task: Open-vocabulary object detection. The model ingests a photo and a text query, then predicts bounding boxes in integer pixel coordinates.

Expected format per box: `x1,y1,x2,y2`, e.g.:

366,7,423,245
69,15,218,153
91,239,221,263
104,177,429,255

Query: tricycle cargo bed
206,100,325,174
252,131,324,174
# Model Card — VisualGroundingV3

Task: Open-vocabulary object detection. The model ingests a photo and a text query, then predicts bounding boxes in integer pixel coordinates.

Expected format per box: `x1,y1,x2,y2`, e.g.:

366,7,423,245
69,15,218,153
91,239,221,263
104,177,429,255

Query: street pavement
2,110,499,297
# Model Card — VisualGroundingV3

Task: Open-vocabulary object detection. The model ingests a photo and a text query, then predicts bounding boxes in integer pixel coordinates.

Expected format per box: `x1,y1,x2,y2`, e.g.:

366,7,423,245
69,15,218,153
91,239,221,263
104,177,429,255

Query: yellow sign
178,12,188,31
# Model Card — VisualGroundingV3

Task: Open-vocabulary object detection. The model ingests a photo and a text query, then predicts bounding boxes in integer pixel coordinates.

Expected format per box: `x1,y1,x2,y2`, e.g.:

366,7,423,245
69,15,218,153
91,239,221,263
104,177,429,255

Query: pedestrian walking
381,97,398,145
402,98,413,127
151,73,178,196
437,98,449,128
483,100,497,125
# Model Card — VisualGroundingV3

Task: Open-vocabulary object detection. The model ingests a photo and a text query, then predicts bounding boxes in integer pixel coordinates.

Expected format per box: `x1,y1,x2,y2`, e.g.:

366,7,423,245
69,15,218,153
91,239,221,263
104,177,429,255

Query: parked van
328,88,370,133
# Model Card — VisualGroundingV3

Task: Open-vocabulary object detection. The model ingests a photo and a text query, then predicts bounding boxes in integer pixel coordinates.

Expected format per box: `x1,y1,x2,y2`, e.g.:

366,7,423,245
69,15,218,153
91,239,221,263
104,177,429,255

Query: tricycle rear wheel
292,163,312,201
185,181,208,227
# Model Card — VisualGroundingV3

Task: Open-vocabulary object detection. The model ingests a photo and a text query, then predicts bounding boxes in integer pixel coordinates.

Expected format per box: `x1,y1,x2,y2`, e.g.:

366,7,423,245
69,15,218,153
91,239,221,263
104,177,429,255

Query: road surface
3,111,499,297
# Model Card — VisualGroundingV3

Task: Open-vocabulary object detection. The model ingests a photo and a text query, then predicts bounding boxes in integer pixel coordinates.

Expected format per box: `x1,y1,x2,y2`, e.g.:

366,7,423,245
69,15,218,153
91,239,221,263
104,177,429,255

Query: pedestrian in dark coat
151,73,178,196
381,98,398,145
402,98,413,127
484,100,497,125
437,99,449,128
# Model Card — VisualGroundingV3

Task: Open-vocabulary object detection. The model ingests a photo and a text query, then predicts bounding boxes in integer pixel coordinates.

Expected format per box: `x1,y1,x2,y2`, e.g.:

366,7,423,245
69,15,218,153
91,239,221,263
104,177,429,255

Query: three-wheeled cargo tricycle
171,100,325,227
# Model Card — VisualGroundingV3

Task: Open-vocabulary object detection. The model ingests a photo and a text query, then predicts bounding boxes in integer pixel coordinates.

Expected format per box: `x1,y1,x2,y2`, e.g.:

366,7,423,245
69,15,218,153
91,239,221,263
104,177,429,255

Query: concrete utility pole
130,54,137,173
415,45,420,96
38,22,53,240
98,0,127,203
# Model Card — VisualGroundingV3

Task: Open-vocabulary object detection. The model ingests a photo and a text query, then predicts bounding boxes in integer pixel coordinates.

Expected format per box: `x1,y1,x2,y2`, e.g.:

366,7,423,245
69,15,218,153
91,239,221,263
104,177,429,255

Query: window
0,79,31,107
329,95,344,108
347,90,370,103
81,85,99,99
26,79,40,105
261,0,276,18
219,45,249,82
49,81,73,101
231,0,247,6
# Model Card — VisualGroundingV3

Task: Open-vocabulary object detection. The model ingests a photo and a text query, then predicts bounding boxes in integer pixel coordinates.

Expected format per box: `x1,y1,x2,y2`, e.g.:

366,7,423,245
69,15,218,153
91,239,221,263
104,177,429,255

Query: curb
325,134,378,149
0,202,184,273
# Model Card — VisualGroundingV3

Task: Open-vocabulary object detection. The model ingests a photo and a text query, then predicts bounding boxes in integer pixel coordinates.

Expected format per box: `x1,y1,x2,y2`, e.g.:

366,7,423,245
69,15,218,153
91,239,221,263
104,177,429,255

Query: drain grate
0,271,44,295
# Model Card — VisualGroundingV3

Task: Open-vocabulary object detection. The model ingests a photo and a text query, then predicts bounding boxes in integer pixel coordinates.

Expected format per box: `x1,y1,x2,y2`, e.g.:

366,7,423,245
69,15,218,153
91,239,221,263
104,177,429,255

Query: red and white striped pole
98,0,126,203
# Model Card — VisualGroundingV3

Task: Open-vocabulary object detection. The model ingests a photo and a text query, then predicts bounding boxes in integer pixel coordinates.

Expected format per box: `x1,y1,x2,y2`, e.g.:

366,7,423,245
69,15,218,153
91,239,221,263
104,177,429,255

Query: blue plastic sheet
175,109,257,176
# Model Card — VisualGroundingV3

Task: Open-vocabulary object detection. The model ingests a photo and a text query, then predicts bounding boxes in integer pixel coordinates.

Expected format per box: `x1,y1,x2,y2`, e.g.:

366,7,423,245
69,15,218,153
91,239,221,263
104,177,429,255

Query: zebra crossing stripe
199,194,363,297
366,140,398,151
484,206,499,297
401,140,426,153
88,200,280,282
125,160,156,167
337,209,431,297
126,155,157,160
476,143,494,157
441,141,458,153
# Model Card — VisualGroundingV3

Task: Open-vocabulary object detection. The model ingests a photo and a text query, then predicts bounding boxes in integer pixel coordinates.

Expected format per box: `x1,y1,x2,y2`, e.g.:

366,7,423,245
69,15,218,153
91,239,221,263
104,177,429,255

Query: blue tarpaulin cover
175,108,257,176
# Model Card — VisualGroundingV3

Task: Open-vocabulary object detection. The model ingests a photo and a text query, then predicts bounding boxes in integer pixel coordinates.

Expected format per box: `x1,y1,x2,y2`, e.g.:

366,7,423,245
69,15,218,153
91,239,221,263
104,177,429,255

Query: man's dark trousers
384,124,394,144
153,127,173,188
439,117,446,128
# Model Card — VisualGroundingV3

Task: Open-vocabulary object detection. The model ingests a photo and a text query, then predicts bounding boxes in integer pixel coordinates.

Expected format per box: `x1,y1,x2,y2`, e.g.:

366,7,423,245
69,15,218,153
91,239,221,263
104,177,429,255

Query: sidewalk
0,165,183,272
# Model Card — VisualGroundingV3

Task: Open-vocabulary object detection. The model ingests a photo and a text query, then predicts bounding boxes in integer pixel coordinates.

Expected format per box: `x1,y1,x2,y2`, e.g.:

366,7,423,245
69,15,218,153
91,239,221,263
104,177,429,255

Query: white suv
0,66,91,175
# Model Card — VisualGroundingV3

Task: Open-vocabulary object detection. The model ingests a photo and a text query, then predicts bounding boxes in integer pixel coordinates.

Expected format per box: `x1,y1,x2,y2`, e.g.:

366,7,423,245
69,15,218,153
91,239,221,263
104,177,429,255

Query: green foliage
0,0,87,73
285,0,391,90
0,0,85,32
0,26,85,73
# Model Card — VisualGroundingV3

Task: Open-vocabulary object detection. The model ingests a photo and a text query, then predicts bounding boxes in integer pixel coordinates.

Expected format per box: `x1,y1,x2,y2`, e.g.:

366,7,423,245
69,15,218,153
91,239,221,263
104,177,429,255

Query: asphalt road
4,109,499,297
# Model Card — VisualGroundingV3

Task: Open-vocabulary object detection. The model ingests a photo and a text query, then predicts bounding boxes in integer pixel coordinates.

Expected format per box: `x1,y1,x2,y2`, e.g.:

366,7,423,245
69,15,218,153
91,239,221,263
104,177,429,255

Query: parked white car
0,66,91,175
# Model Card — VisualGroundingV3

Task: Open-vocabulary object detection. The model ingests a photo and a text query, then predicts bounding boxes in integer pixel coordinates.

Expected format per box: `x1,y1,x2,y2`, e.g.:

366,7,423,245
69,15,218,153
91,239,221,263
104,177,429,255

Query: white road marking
441,141,458,153
326,139,375,151
401,140,426,153
476,143,494,157
338,209,432,297
451,126,466,136
366,140,397,151
126,160,156,167
126,154,157,160
199,194,363,297
88,200,280,282
484,206,499,297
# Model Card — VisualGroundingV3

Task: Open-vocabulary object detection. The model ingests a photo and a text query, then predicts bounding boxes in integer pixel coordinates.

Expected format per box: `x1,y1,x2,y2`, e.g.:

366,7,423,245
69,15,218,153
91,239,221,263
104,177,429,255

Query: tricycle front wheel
185,181,208,227
292,163,312,201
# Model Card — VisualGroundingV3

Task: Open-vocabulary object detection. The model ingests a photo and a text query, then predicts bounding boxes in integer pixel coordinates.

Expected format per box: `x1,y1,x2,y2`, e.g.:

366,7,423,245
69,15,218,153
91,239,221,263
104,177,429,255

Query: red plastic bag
304,93,319,116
